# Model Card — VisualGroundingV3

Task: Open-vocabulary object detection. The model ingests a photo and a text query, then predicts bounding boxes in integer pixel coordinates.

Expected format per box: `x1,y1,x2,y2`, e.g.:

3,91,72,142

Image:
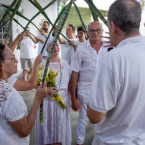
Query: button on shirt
70,39,108,98
38,33,49,57
19,36,35,58
89,36,145,145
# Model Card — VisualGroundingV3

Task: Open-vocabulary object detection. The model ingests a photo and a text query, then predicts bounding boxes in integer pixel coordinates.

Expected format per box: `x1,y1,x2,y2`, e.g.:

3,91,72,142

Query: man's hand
40,30,47,38
102,32,115,47
71,98,82,111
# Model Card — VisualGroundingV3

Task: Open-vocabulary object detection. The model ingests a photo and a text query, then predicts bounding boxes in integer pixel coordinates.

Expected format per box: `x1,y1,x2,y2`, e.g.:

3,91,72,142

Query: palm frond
0,0,17,27
73,1,89,38
6,0,22,37
1,4,40,31
89,0,98,21
24,0,56,32
40,6,66,53
42,0,73,84
28,0,70,42
84,0,107,26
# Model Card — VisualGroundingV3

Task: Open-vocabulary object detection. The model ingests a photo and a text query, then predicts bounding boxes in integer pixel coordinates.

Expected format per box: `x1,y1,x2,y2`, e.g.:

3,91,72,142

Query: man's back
90,36,145,145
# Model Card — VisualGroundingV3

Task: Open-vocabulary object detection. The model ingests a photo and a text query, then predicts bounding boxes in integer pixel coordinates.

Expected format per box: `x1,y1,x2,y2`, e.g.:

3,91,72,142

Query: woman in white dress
35,41,72,145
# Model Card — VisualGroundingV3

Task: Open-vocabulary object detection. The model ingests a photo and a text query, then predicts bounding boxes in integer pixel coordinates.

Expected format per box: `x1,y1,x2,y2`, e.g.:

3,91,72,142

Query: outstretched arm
9,33,24,52
58,36,66,44
13,53,43,91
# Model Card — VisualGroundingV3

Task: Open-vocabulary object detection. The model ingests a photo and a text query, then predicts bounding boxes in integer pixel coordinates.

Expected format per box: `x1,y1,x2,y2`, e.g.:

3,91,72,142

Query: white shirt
70,39,108,98
8,75,17,86
19,36,35,58
0,80,29,145
38,33,49,57
61,37,78,63
89,36,145,145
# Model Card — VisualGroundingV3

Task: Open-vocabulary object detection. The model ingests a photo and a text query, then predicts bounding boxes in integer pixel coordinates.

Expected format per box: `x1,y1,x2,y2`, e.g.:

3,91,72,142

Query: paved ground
19,89,94,145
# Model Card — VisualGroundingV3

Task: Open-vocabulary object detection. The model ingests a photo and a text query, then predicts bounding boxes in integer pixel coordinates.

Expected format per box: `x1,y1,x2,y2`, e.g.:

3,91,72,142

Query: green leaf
1,4,40,31
40,6,66,53
42,0,73,84
28,0,70,42
0,0,17,27
24,0,56,32
73,1,89,38
84,0,108,26
89,0,98,21
6,0,22,38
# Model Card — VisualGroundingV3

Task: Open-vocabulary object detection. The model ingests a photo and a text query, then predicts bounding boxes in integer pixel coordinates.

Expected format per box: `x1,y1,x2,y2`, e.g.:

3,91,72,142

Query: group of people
1,0,145,145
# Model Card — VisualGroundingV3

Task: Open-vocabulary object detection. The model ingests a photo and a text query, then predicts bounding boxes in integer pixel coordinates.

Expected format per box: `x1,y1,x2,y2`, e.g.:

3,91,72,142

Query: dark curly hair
0,43,6,78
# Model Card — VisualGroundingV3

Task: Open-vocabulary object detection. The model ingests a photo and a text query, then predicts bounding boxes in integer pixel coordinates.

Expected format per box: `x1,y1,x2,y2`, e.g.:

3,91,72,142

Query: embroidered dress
0,80,29,145
35,59,72,145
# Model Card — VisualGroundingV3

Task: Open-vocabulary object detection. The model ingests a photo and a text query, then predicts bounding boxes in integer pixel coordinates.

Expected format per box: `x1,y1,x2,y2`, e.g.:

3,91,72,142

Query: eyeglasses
89,29,103,34
43,25,48,27
4,55,16,62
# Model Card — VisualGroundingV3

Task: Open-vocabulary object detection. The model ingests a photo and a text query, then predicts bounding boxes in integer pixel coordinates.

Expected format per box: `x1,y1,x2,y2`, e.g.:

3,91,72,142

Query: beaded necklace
89,45,104,76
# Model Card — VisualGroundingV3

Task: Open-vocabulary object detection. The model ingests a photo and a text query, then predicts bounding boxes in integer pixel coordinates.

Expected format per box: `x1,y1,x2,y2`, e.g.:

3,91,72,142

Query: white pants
76,94,88,144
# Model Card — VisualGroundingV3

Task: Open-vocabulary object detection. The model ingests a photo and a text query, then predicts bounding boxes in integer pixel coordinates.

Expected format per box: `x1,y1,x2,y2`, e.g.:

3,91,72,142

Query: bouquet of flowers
37,65,67,124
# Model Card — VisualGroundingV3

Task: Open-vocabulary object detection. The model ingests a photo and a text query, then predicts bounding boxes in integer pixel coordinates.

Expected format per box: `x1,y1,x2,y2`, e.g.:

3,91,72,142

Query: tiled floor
19,89,94,145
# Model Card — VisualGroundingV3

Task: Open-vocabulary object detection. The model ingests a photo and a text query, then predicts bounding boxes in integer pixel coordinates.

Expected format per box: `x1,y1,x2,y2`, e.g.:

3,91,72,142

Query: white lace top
0,80,29,145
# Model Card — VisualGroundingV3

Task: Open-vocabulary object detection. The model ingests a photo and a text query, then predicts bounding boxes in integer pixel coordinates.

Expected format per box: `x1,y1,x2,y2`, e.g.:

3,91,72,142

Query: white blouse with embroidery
0,80,29,145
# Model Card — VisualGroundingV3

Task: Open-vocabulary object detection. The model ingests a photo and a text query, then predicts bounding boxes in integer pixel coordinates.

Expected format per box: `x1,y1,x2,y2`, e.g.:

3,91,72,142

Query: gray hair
87,21,103,30
108,0,141,35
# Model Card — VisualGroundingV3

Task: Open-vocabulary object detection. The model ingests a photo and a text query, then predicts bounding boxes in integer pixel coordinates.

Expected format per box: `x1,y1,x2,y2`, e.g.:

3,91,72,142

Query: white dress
0,80,29,145
35,59,72,145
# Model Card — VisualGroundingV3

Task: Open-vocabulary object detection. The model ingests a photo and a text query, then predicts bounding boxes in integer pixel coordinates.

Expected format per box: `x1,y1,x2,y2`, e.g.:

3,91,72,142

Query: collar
116,36,145,49
87,38,106,50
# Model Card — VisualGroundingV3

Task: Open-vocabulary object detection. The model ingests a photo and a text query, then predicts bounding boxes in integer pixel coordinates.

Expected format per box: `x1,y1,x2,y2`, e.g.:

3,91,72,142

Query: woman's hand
47,87,57,96
34,53,43,68
35,81,48,101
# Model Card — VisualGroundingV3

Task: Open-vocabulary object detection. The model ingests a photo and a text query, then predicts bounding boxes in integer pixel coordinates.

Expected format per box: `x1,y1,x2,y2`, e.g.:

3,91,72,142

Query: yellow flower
39,65,44,70
52,96,56,100
56,95,62,101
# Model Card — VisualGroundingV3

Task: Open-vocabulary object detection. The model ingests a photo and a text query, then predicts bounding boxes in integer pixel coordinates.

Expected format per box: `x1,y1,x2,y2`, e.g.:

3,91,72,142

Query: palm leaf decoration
40,0,73,125
1,4,40,31
6,0,22,38
89,0,98,21
73,1,89,38
0,0,17,27
40,6,66,54
84,0,107,26
28,0,72,43
23,0,56,32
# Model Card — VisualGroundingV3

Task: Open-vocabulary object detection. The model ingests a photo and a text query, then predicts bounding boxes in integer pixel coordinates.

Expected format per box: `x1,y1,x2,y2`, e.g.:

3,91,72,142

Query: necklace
89,45,104,76
49,59,62,91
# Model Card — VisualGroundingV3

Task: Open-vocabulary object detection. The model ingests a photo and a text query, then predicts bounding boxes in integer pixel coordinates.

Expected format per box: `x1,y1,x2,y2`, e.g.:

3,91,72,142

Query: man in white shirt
58,24,78,64
69,21,109,145
37,21,50,58
87,1,145,145
69,26,86,51
19,27,36,80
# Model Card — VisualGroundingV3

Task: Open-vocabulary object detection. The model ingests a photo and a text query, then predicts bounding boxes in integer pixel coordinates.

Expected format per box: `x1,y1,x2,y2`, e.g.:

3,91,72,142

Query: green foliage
73,1,89,38
1,4,40,31
84,0,108,26
0,0,17,27
42,0,73,84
